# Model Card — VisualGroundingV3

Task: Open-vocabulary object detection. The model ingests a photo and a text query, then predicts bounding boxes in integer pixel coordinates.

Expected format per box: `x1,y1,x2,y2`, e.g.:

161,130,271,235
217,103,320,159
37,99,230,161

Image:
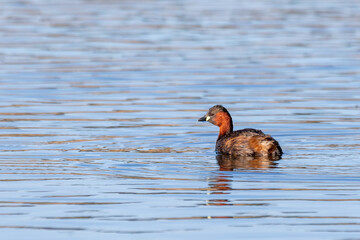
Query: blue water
0,0,360,239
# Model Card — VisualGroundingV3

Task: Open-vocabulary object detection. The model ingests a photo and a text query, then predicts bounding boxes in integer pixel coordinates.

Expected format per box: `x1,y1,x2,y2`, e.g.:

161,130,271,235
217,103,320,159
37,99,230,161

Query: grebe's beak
198,115,210,122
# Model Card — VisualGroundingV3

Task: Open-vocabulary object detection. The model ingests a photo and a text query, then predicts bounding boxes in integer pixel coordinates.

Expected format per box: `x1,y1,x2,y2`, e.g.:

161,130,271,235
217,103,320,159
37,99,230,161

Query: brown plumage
198,105,282,157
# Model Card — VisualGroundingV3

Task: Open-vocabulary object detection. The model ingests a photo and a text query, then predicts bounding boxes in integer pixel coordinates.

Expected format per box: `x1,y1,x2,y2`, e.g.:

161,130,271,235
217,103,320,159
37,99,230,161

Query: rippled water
1,0,360,239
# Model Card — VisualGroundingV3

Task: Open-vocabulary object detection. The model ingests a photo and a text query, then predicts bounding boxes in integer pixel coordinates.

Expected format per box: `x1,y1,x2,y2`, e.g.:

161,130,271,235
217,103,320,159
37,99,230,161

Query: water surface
0,0,360,239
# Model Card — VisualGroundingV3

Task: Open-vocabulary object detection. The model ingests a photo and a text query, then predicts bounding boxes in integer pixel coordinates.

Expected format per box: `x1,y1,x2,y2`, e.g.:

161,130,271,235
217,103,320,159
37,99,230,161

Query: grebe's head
198,105,231,126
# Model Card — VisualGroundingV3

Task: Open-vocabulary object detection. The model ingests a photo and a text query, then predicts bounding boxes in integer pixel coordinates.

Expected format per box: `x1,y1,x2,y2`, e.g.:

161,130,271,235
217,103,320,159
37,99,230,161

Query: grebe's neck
217,112,233,139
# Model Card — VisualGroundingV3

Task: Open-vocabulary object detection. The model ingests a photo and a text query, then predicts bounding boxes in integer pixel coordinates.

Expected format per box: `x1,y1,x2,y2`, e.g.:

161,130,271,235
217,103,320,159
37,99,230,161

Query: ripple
0,0,360,239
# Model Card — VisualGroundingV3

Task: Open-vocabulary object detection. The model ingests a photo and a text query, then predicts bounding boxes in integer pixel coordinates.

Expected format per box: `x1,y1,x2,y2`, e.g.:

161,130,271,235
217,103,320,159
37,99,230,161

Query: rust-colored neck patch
214,111,233,138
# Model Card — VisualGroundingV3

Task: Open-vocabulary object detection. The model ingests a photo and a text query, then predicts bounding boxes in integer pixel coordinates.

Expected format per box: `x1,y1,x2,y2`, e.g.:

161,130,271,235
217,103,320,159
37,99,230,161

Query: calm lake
0,0,360,239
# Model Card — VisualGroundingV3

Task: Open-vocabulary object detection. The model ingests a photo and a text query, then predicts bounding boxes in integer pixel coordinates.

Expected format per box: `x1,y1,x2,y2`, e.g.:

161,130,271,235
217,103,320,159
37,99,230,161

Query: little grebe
198,105,282,157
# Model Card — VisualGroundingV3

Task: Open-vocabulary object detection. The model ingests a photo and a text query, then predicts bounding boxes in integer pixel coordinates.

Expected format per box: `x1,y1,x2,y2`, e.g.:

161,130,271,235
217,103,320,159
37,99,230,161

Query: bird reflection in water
206,154,281,206
207,171,232,206
216,154,280,171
